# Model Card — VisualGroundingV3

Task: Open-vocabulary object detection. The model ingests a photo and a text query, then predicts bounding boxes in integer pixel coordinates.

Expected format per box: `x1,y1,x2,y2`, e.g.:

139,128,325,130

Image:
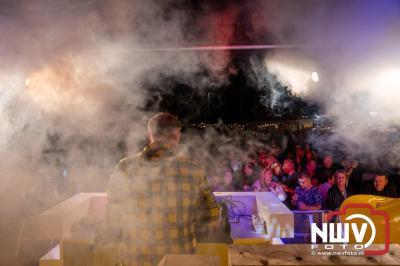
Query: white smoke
0,0,238,243
257,0,400,164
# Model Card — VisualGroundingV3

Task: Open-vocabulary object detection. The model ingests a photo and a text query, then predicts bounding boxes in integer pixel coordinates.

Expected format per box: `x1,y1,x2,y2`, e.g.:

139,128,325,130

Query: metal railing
291,210,326,239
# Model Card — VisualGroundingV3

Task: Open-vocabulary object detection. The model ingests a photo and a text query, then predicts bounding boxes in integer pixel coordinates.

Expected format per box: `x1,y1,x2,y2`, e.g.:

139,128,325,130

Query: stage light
25,77,32,87
310,72,319,82
379,69,400,88
375,68,400,96
369,68,400,109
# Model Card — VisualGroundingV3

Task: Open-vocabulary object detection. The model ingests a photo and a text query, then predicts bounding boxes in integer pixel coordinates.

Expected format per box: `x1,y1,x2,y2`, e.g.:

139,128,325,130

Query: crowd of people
210,144,399,211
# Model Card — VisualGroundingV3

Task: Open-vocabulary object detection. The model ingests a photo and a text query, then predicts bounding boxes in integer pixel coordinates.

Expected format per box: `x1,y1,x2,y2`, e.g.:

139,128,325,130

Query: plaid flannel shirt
103,142,219,266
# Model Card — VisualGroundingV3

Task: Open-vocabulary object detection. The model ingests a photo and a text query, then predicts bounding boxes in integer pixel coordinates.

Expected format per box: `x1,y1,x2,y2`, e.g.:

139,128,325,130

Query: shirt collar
141,141,177,160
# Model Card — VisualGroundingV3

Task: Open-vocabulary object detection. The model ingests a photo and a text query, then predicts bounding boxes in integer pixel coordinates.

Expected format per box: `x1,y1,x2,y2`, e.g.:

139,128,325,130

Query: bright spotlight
379,69,400,87
310,72,319,82
25,77,32,87
371,68,400,106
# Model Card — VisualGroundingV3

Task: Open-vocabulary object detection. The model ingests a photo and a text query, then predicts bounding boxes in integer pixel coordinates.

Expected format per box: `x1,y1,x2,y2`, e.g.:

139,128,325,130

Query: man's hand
298,203,307,210
292,193,299,201
299,204,321,211
291,193,299,207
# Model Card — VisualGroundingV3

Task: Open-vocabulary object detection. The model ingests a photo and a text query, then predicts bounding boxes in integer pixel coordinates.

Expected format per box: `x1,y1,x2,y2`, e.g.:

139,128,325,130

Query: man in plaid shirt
100,113,220,266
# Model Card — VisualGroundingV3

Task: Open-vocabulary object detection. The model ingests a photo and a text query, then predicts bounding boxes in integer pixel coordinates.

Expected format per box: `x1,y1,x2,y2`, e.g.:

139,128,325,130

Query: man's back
104,142,219,265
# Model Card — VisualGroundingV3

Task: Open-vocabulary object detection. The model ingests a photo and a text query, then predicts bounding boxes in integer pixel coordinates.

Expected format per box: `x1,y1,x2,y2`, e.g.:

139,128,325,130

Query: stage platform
18,192,400,265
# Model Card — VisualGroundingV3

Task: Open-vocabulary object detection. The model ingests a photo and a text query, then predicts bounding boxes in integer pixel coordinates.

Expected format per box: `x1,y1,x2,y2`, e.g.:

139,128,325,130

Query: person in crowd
270,144,282,157
305,144,317,163
325,170,353,211
306,160,318,185
295,145,307,172
97,113,220,265
258,151,269,168
270,162,284,183
291,172,322,210
242,162,260,191
318,173,335,209
282,159,299,191
362,174,398,197
341,157,362,194
258,152,278,169
246,153,258,165
214,169,234,192
314,154,337,185
224,151,244,191
252,167,286,201
266,154,278,168
231,170,245,191
227,150,242,172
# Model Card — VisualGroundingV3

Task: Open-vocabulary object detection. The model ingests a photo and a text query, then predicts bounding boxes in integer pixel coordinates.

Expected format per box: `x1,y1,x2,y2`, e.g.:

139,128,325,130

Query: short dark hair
148,112,181,139
374,174,388,181
299,171,311,180
333,169,347,179
244,161,256,170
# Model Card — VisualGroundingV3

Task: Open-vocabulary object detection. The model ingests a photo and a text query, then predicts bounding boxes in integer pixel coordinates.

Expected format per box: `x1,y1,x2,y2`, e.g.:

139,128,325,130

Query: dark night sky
142,55,319,123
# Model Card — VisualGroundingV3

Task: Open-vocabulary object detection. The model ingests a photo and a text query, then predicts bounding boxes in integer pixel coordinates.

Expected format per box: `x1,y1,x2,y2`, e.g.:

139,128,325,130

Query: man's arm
298,204,322,211
197,173,220,223
99,159,131,242
291,193,299,207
